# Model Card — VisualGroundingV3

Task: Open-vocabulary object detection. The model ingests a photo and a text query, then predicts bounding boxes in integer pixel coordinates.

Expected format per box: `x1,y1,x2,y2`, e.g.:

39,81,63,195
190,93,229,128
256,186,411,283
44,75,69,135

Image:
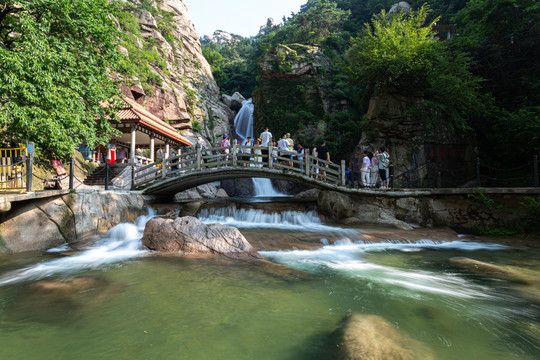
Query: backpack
378,153,390,168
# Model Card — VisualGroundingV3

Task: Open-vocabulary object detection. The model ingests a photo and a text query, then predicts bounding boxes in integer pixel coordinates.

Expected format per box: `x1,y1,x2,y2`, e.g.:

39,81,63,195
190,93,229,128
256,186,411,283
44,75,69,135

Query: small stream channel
0,197,539,359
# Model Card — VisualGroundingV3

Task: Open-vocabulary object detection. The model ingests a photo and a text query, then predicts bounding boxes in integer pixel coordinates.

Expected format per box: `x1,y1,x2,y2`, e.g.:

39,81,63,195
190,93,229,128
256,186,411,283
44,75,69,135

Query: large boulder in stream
335,313,434,360
141,216,262,259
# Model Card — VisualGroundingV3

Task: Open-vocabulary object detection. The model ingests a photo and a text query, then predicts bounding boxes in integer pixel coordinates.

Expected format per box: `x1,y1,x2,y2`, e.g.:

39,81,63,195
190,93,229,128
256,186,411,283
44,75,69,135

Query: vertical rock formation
115,0,231,142
253,44,349,141
356,88,476,187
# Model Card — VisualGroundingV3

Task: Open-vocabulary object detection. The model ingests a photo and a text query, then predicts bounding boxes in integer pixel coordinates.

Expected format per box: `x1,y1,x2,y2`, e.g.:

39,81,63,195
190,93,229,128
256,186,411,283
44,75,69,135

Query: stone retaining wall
318,189,540,232
0,191,146,253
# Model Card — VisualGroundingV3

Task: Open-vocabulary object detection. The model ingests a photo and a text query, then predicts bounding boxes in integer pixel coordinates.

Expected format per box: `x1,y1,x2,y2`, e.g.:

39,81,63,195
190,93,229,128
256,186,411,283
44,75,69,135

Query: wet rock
28,276,106,298
179,201,202,217
142,216,262,259
220,178,255,197
294,188,320,199
335,313,434,360
448,257,536,284
318,191,416,230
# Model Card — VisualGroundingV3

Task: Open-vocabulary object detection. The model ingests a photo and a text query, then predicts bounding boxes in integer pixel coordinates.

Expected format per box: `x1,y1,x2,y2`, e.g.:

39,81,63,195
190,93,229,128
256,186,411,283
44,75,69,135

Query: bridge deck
133,144,348,196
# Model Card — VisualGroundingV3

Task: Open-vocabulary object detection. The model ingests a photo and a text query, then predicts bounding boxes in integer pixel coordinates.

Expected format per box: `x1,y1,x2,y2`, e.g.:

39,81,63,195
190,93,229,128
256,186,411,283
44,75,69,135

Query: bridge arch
133,144,347,199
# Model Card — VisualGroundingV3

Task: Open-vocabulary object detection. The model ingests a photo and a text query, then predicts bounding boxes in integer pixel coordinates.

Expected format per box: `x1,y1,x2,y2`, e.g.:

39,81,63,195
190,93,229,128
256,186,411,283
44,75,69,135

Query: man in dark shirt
316,141,331,180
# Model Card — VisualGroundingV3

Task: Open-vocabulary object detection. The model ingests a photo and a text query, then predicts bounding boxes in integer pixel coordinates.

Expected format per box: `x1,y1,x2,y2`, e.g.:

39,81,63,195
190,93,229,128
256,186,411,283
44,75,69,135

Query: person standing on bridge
375,147,390,189
361,150,371,187
241,137,253,167
259,127,273,166
254,138,263,167
220,134,230,166
278,134,290,166
316,141,331,181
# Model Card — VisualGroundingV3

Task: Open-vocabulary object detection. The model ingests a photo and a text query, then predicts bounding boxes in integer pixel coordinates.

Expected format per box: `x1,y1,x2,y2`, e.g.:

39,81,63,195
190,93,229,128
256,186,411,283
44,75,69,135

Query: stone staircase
84,164,129,186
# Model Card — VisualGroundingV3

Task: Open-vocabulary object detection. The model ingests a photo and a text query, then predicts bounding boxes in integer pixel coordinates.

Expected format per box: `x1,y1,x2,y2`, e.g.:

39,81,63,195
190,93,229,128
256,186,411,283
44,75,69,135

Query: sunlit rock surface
335,313,434,360
142,216,262,259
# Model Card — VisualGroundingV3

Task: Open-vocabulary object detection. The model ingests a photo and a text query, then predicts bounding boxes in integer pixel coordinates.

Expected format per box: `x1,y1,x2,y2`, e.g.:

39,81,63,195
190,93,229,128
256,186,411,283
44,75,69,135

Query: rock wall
0,192,146,253
253,44,349,141
356,88,476,187
116,0,231,142
318,189,536,233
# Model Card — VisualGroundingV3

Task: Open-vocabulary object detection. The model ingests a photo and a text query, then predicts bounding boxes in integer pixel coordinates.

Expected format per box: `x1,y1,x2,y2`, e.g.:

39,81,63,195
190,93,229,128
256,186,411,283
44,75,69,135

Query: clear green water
0,216,539,359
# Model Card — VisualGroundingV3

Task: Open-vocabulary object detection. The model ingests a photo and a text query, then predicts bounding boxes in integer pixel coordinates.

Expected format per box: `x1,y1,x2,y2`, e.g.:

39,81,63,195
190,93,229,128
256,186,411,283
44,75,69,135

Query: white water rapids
261,239,511,300
0,205,516,305
0,210,155,286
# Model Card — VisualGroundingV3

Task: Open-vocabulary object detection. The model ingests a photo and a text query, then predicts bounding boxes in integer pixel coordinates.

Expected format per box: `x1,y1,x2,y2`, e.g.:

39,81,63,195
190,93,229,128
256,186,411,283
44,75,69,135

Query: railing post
426,160,431,187
305,153,310,177
476,157,481,187
131,165,135,190
534,155,538,188
105,157,109,191
161,159,167,179
197,146,202,171
341,160,346,186
25,156,33,192
69,155,74,190
267,145,273,168
389,163,394,189
232,142,237,167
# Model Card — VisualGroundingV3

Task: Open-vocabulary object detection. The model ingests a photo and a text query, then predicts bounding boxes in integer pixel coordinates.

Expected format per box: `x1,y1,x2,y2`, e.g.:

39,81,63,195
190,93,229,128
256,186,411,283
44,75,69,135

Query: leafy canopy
346,5,481,130
0,0,123,158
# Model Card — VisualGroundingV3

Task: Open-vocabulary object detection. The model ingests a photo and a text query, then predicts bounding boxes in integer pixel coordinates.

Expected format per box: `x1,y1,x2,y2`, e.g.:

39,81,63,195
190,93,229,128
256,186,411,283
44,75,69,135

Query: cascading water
233,99,254,141
261,240,511,299
233,99,284,197
0,210,155,286
197,206,355,233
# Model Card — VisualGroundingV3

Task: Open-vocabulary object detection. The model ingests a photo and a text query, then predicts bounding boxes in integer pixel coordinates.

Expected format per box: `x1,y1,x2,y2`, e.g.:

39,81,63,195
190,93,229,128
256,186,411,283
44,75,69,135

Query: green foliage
202,37,258,96
0,0,122,159
289,1,350,44
192,120,204,133
346,5,481,132
453,0,540,164
520,196,540,235
468,191,540,236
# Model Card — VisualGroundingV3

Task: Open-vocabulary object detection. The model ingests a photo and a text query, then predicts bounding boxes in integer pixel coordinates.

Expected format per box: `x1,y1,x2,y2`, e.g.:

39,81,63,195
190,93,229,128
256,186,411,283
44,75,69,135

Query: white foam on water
0,210,156,286
198,207,357,234
261,240,510,299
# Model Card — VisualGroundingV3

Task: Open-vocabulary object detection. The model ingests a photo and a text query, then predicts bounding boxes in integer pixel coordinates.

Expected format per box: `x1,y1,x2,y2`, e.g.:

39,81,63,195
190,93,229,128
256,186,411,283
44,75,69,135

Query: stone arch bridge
133,144,351,198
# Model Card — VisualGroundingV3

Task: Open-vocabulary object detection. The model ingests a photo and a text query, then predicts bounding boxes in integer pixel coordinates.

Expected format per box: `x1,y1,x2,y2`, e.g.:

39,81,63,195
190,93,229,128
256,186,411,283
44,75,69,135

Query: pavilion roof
115,97,192,147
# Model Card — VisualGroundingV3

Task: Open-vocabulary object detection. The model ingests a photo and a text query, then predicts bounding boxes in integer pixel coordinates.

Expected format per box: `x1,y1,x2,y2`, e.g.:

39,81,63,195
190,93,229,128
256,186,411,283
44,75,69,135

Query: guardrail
0,145,27,191
132,144,346,190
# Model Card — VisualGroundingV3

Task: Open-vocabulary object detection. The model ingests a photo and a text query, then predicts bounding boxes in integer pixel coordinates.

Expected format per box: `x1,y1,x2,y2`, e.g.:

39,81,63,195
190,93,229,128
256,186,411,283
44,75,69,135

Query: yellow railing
0,144,27,190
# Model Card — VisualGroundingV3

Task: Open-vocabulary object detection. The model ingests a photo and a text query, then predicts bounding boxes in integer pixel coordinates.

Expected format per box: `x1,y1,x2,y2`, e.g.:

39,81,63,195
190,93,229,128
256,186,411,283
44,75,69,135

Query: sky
183,0,307,37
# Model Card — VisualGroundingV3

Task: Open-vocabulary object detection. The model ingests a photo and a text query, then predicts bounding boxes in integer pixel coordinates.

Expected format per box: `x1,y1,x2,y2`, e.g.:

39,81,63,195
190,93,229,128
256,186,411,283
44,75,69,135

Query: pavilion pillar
165,143,170,160
150,135,155,162
130,125,137,164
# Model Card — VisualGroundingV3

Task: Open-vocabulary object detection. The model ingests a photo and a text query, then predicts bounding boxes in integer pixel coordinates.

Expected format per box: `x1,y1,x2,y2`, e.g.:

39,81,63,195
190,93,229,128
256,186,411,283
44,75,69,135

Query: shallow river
0,203,539,359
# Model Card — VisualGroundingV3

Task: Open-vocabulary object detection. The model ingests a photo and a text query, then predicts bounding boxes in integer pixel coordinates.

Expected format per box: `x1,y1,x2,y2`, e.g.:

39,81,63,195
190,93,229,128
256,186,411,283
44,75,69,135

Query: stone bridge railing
132,144,346,190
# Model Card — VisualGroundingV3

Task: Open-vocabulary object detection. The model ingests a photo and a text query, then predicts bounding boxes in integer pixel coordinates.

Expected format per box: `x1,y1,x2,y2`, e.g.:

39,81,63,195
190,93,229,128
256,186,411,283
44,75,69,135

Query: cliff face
115,0,231,142
253,44,349,142
357,88,476,187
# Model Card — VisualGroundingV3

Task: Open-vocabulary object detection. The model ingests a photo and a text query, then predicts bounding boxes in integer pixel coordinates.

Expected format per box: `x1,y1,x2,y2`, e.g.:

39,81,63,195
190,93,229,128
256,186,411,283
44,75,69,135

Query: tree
346,5,481,130
290,0,350,44
0,0,123,158
452,0,540,163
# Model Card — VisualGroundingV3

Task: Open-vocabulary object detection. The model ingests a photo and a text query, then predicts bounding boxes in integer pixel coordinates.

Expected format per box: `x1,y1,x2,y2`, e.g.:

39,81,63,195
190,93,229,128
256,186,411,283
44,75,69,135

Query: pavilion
109,97,193,163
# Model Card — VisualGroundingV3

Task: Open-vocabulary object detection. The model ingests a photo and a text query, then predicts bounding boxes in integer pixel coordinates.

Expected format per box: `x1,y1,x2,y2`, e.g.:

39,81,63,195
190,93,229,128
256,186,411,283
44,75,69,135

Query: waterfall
234,99,254,141
233,99,283,197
